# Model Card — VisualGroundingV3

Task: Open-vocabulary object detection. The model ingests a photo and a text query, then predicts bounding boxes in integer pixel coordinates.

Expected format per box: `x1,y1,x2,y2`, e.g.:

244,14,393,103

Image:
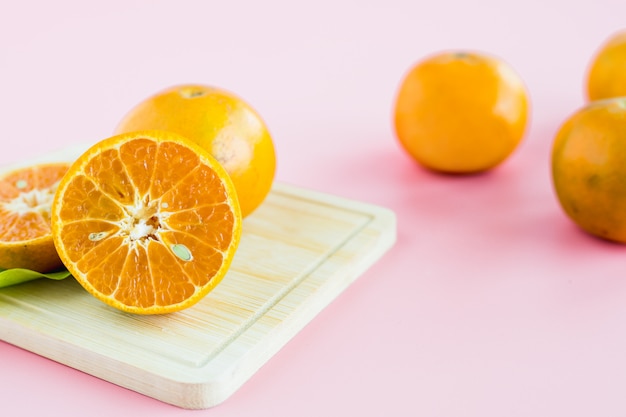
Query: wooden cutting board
0,145,397,409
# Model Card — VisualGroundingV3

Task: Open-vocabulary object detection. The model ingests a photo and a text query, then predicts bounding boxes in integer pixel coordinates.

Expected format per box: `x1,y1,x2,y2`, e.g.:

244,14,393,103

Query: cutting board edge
187,206,397,409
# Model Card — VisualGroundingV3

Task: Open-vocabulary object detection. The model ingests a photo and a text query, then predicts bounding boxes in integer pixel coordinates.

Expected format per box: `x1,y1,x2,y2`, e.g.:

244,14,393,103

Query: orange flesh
53,133,241,313
0,164,68,242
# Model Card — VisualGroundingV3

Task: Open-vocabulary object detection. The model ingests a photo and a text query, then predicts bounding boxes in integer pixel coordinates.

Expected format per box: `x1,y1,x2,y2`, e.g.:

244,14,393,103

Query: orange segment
0,162,70,272
51,131,242,314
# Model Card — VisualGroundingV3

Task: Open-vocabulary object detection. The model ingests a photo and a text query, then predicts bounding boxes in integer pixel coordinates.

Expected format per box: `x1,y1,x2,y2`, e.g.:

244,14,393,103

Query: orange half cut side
51,131,242,314
0,162,70,272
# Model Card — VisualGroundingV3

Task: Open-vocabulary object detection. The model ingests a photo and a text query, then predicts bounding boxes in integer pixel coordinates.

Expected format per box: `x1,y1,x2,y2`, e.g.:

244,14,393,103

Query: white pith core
119,199,162,244
129,219,156,241
89,196,193,262
3,183,57,216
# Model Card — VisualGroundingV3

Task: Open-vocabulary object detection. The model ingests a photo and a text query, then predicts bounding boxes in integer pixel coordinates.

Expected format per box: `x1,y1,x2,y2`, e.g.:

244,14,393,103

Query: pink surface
2,1,626,415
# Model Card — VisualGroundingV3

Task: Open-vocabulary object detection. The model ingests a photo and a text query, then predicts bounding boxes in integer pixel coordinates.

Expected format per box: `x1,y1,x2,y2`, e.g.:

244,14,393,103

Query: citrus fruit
586,30,626,101
0,162,70,272
393,51,530,173
51,131,242,314
113,84,276,218
551,97,626,243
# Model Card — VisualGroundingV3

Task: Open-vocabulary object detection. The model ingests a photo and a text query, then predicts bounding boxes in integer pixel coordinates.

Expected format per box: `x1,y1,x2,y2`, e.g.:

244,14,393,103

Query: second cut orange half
51,131,242,314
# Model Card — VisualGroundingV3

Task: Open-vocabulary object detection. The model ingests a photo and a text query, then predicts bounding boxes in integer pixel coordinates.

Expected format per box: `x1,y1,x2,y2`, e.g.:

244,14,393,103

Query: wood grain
0,145,397,409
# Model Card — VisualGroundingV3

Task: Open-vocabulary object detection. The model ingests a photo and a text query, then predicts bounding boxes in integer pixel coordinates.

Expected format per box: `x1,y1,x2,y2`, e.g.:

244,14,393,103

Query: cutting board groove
0,145,396,409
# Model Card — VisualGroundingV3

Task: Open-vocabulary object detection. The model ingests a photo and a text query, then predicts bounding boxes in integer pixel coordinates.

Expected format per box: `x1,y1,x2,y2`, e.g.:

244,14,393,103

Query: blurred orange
552,98,626,243
393,51,530,174
586,30,626,101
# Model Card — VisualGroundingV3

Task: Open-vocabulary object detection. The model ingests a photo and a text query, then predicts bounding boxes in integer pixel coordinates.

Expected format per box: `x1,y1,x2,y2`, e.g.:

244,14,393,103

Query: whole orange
586,30,626,101
393,51,530,173
114,84,276,218
551,98,626,243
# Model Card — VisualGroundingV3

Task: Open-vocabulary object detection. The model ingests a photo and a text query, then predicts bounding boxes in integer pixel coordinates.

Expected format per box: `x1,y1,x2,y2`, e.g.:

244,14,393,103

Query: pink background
2,0,626,415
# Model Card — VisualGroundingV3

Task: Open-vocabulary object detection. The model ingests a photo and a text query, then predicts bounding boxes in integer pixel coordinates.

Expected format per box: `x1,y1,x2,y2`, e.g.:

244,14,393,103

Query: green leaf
0,267,71,288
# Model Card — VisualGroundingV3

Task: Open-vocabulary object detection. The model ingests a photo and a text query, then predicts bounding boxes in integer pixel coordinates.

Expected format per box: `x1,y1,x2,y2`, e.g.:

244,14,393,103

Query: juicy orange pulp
114,84,276,218
394,51,530,173
0,162,70,272
51,131,242,314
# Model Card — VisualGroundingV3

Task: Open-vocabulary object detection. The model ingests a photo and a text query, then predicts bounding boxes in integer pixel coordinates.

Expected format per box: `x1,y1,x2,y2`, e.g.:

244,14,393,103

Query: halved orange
51,131,242,314
0,162,70,272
